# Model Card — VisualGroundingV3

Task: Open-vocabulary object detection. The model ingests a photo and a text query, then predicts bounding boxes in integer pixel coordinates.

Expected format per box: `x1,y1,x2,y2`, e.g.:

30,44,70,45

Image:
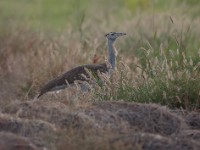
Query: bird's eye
111,33,114,36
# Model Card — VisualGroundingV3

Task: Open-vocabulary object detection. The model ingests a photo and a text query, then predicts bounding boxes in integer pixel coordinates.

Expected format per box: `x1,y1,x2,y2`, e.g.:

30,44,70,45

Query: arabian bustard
37,32,126,98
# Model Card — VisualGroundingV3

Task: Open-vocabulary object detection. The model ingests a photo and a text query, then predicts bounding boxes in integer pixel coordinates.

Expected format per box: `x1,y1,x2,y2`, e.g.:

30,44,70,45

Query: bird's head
105,32,126,42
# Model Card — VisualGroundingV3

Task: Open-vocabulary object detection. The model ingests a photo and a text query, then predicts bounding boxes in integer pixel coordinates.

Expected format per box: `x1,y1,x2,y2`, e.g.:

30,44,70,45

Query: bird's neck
107,40,117,75
107,40,117,71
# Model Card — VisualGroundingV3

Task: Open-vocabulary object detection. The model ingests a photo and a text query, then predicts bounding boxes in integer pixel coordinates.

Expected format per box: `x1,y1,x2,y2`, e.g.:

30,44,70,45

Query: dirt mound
0,114,57,135
3,101,130,131
179,129,200,142
58,131,200,150
92,102,187,135
185,111,200,129
2,101,73,128
0,132,39,150
0,100,199,149
2,101,114,130
0,113,57,148
110,133,200,150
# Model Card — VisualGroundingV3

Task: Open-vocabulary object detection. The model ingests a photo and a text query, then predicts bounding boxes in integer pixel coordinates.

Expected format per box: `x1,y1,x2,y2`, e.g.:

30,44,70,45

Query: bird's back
37,63,108,98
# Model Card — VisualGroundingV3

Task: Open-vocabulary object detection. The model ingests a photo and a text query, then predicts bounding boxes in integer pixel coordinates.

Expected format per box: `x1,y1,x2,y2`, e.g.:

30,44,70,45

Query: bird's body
37,32,126,98
37,63,108,98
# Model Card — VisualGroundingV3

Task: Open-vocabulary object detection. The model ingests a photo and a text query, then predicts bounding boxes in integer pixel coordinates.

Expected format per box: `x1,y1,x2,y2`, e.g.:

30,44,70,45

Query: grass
89,15,200,110
0,1,200,110
0,1,200,149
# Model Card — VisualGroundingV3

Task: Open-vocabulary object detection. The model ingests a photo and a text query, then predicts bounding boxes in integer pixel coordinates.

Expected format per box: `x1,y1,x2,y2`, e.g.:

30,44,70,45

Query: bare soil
0,99,199,150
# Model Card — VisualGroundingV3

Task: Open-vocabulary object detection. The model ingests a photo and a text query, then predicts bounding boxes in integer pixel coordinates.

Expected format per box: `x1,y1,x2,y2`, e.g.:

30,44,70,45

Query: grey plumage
37,32,126,98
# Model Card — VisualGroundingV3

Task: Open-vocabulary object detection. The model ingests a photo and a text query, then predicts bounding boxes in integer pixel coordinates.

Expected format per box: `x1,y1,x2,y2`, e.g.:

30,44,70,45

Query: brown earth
0,99,199,150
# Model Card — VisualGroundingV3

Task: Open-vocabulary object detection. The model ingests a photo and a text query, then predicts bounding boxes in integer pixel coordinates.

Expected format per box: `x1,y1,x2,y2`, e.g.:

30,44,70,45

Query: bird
37,32,126,98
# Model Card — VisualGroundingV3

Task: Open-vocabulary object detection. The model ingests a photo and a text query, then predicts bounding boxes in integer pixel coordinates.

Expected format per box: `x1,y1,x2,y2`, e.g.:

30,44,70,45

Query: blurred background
0,0,200,110
0,0,200,31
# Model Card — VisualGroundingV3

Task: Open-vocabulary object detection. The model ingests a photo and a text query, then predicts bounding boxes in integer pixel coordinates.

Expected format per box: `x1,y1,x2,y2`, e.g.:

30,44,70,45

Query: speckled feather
37,63,108,98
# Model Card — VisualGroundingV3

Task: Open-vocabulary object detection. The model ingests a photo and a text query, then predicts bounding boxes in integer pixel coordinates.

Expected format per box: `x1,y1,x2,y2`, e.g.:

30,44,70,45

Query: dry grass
1,100,200,149
1,2,200,149
1,13,200,110
0,132,39,150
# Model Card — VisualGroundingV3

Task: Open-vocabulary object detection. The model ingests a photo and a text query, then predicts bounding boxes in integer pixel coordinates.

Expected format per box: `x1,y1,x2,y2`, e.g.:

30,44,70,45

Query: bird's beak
117,32,126,37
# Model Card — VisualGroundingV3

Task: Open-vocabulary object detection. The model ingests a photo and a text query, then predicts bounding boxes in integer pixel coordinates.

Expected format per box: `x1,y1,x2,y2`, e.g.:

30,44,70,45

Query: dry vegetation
0,0,200,149
0,100,200,149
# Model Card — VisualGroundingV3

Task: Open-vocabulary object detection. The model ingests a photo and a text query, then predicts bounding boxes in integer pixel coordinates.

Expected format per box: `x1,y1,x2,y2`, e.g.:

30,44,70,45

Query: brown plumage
37,32,126,98
37,63,108,98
